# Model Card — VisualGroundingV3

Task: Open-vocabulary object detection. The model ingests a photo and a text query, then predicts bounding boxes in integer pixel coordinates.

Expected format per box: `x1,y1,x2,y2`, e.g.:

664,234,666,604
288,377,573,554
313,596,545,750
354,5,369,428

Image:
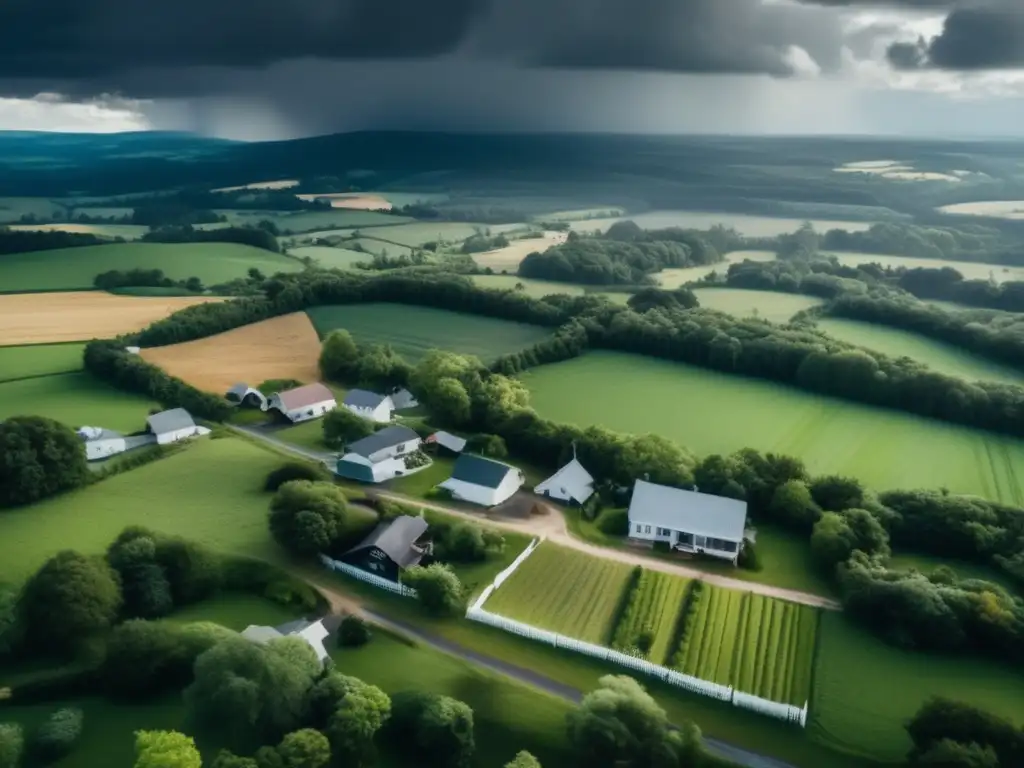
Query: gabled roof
346,425,420,459
447,454,517,490
226,382,251,397
77,426,123,442
426,431,467,453
535,458,595,503
275,618,313,635
274,382,335,411
389,388,418,410
344,389,390,409
345,515,429,568
146,408,195,435
628,479,747,541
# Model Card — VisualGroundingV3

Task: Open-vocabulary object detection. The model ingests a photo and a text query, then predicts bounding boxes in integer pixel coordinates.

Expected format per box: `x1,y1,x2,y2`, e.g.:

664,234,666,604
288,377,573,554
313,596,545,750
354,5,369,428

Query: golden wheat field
211,179,299,192
472,231,568,272
0,292,222,346
295,193,393,211
139,312,322,392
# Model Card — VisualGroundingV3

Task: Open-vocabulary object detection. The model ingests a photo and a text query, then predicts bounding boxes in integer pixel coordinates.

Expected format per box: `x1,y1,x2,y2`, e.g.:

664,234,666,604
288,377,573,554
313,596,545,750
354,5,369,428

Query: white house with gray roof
146,408,200,445
241,618,331,665
535,457,595,505
627,479,748,564
335,425,422,483
342,389,393,423
267,383,337,423
77,427,128,461
440,454,524,507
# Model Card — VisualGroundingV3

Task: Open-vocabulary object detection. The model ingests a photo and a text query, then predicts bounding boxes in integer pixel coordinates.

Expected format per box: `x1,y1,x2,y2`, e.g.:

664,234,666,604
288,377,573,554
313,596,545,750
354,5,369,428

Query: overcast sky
1,0,1023,139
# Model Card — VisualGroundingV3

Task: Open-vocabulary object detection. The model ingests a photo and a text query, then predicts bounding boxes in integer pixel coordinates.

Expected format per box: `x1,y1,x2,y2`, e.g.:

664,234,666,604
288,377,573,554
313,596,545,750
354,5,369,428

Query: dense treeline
94,268,204,294
724,258,871,299
897,266,1024,313
140,224,281,253
0,228,107,255
906,698,1024,768
131,203,224,228
461,232,510,254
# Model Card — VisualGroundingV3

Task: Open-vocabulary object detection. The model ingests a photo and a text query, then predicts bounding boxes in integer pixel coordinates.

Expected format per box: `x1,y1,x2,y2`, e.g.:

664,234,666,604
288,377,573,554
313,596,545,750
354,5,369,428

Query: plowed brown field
0,291,222,346
139,312,321,393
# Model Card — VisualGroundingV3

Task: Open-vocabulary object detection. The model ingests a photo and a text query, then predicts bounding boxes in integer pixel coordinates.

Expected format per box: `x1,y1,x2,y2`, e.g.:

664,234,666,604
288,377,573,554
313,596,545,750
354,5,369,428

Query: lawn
288,245,369,269
0,242,302,291
0,342,84,382
0,437,285,584
387,456,456,498
522,351,1024,504
470,274,585,297
824,250,1024,284
568,211,872,238
0,372,155,431
483,542,633,643
305,303,552,363
165,592,300,631
692,288,823,324
816,318,1024,385
810,611,1024,762
216,208,410,233
611,570,690,665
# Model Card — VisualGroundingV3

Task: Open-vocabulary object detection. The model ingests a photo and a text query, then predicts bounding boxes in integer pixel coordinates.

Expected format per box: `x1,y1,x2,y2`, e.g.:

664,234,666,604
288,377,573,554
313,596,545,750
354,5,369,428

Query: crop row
610,570,690,664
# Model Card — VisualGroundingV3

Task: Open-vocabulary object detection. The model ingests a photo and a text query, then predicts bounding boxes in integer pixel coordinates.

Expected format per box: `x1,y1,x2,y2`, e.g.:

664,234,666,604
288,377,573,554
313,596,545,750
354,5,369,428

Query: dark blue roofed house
439,454,524,507
340,515,430,582
335,425,422,483
342,389,393,423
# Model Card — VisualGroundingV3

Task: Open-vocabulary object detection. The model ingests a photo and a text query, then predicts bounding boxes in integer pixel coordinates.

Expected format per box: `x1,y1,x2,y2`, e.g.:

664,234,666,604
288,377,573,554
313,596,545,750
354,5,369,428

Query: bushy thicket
0,416,89,508
897,265,1024,313
264,461,332,491
906,697,1024,767
141,224,281,253
0,228,105,254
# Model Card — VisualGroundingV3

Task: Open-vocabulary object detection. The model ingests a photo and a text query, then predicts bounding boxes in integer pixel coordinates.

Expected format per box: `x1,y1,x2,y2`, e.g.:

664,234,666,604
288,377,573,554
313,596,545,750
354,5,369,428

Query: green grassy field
387,456,456,498
484,543,632,643
470,274,586,297
217,208,410,233
522,351,1024,504
568,211,873,238
611,571,690,664
348,237,414,257
306,303,552,363
0,242,302,291
0,372,155,431
693,289,823,324
8,222,150,239
824,251,1024,284
289,245,369,269
0,437,286,584
656,250,776,289
0,343,84,381
680,589,816,707
355,222,495,247
816,318,1024,385
810,611,1024,762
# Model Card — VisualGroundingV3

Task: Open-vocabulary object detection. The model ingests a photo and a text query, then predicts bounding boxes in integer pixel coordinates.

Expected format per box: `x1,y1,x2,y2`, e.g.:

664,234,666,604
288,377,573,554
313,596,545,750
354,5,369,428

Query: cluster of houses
226,380,417,426
77,407,209,461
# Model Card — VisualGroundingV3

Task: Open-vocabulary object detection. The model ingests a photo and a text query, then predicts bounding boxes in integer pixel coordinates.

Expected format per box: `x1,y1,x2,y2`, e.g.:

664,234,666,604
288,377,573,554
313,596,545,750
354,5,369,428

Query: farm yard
483,544,634,644
567,211,874,237
0,290,221,346
691,288,823,324
139,311,323,393
522,350,1024,504
305,303,553,363
816,318,1024,385
0,372,156,431
0,342,85,382
0,242,303,291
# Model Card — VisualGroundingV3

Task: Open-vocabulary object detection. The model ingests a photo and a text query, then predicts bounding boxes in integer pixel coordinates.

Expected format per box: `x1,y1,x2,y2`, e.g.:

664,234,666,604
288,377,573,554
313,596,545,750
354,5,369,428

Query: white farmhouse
439,454,524,507
535,457,595,505
342,389,393,423
267,383,337,423
77,426,127,461
146,408,200,445
335,425,423,483
241,618,330,665
627,479,748,564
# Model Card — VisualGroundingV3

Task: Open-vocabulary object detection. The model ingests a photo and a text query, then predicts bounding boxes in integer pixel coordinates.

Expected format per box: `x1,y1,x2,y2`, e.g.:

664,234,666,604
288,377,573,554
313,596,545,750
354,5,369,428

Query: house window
643,525,651,534
656,527,671,537
396,443,406,454
635,523,643,534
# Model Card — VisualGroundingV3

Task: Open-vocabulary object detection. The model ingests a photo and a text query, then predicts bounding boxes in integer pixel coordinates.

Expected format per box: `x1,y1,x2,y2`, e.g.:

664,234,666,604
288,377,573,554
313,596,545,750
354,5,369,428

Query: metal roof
335,457,376,483
345,515,429,568
427,431,467,453
275,383,335,411
448,454,516,490
535,458,595,504
343,389,389,409
146,408,195,435
389,388,418,410
346,425,420,459
627,479,747,541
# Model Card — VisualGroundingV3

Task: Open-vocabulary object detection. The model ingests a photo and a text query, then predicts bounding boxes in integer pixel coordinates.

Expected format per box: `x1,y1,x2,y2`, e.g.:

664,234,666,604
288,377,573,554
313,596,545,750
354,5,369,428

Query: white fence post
318,554,418,599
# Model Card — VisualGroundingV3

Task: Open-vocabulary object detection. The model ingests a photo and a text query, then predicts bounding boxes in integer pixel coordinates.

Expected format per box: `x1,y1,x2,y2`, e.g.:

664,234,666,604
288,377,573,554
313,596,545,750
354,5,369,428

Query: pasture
483,544,633,644
824,250,1024,284
471,231,568,272
692,289,823,324
289,245,369,270
0,343,84,382
8,222,150,239
0,242,302,292
678,589,816,707
216,208,409,233
346,237,414,257
0,372,155,431
567,211,873,238
295,192,393,210
656,250,776,289
305,303,553,363
611,571,690,665
0,291,221,346
937,200,1024,220
810,612,1024,762
352,222,497,247
521,351,1024,504
140,312,322,394
817,318,1024,385
470,274,586,297
0,437,285,584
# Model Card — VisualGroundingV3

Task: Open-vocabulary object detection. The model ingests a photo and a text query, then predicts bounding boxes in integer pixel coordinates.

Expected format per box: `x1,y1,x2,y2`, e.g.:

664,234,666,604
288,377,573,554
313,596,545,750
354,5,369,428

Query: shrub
0,416,89,508
31,707,84,761
402,565,465,617
596,508,629,536
338,616,372,648
264,461,331,492
389,690,475,768
738,541,761,571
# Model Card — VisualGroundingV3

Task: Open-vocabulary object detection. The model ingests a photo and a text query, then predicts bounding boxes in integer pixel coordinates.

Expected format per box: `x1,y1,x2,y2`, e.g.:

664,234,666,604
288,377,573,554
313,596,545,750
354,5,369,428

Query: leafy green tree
19,550,121,655
337,616,372,648
254,746,286,768
566,675,701,768
322,408,374,449
768,480,821,529
269,480,351,556
810,513,858,570
0,724,23,768
324,680,391,767
913,740,999,768
505,751,541,768
108,535,173,618
402,564,465,617
319,330,359,381
907,697,1024,767
264,461,331,492
32,707,84,761
211,751,259,768
431,378,472,427
133,730,202,768
0,416,89,507
0,585,20,657
439,523,488,562
465,434,507,459
809,475,866,512
276,729,331,768
153,536,223,605
390,691,474,768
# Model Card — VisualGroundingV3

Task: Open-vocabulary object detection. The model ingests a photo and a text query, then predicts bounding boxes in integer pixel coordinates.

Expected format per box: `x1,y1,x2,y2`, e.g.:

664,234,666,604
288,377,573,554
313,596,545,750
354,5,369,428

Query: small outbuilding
388,387,419,411
340,515,430,582
241,618,331,665
626,479,748,564
267,383,337,423
335,425,423,483
225,382,268,410
146,408,200,445
439,454,524,507
342,389,393,423
424,430,467,455
77,426,127,461
535,457,595,505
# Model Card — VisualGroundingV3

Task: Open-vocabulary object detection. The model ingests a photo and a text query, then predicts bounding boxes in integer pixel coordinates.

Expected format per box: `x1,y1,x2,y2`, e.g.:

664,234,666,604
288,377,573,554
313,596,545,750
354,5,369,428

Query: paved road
233,424,838,609
304,575,798,768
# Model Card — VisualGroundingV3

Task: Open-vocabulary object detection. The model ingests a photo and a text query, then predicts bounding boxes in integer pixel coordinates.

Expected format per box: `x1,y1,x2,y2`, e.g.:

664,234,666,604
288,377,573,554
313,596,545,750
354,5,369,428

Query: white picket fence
467,539,809,727
319,554,418,599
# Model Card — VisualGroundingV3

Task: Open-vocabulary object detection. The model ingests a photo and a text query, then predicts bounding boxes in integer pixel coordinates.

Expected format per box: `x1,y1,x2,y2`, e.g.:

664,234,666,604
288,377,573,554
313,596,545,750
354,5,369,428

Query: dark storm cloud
886,6,1024,70
0,0,845,98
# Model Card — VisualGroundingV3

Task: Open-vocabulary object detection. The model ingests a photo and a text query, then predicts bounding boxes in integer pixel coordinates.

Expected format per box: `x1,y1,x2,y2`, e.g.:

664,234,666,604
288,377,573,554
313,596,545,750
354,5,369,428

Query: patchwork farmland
567,210,874,237
690,288,823,324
